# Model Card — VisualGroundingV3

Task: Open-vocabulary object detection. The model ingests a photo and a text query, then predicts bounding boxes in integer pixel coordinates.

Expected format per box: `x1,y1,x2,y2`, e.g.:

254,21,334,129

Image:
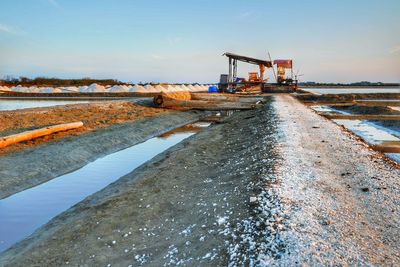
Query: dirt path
272,95,400,265
0,111,201,199
0,99,281,266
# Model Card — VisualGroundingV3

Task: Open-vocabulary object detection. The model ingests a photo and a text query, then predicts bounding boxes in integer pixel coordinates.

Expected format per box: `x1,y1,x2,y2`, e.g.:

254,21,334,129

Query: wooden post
319,113,400,121
0,122,84,148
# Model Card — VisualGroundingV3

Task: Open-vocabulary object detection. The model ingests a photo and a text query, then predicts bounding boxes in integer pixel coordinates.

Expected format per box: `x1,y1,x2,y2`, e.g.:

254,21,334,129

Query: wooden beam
304,102,355,107
0,122,84,148
372,141,400,153
355,100,400,107
191,93,264,103
153,95,261,110
319,113,400,121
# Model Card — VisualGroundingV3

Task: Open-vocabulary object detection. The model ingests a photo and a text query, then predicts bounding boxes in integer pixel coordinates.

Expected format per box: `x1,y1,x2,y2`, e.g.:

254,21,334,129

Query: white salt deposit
129,85,147,93
194,85,203,92
78,86,89,92
66,86,79,92
186,85,197,92
153,85,166,93
108,85,129,92
39,87,58,93
144,85,157,93
165,85,179,92
11,85,27,92
27,86,40,93
179,85,191,92
84,83,106,93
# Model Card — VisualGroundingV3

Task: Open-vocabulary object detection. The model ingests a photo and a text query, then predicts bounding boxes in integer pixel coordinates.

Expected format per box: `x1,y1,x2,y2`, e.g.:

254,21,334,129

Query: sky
0,0,399,83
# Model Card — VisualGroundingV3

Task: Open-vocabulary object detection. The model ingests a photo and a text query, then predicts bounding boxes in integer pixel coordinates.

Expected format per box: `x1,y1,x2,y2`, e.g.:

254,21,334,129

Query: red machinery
273,59,293,84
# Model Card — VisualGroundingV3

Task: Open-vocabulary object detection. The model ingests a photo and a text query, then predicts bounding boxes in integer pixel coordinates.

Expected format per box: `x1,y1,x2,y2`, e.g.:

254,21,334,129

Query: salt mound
164,84,179,92
84,83,106,93
78,86,88,92
11,85,27,92
129,85,147,93
65,86,79,92
108,85,129,92
179,85,190,92
39,87,56,93
153,84,166,93
193,85,203,92
186,84,197,92
0,86,11,92
27,86,40,93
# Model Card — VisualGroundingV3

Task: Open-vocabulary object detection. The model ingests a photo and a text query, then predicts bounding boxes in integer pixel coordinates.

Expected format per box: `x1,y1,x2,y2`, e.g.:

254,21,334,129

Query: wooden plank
153,95,261,110
372,141,400,153
159,99,261,110
191,93,264,103
304,102,355,106
0,122,84,148
319,113,400,121
355,100,400,107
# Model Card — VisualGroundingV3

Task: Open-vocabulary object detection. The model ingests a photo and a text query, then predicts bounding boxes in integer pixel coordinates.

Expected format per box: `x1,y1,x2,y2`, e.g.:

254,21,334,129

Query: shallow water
302,87,400,95
334,119,400,145
0,129,196,252
334,119,400,163
0,100,90,111
311,106,400,163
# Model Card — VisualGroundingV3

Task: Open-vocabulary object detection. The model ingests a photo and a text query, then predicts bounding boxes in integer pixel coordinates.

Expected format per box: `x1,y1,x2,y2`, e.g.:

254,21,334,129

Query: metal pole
228,57,232,83
233,59,237,81
268,51,277,83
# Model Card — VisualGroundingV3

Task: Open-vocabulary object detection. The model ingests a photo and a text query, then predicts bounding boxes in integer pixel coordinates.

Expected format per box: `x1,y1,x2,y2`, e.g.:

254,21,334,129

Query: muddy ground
0,110,201,199
0,100,166,155
0,95,399,266
0,99,281,266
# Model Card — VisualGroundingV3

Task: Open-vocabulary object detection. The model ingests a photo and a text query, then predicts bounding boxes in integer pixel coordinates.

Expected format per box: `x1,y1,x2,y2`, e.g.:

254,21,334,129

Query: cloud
151,54,165,60
390,45,400,54
167,36,182,46
0,23,21,35
47,0,60,8
238,11,252,19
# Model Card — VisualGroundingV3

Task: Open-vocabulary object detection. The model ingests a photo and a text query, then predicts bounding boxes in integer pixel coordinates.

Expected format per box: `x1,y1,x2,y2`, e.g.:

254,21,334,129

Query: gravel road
271,95,400,265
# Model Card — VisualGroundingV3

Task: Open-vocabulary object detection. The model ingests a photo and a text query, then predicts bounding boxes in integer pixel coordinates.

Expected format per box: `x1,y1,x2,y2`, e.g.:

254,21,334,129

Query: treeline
0,76,123,87
299,81,400,87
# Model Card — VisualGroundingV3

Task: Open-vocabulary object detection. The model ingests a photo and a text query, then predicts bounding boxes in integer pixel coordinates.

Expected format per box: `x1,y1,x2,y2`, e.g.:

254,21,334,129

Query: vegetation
0,76,122,87
299,81,399,87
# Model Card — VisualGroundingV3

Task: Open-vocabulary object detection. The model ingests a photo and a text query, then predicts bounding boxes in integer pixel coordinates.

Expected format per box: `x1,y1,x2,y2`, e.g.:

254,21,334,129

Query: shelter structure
221,52,297,93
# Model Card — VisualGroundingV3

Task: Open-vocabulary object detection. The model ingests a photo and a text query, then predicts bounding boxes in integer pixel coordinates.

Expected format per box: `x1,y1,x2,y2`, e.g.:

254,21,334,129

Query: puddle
311,106,400,163
334,119,400,145
0,100,90,111
334,119,400,164
0,125,203,252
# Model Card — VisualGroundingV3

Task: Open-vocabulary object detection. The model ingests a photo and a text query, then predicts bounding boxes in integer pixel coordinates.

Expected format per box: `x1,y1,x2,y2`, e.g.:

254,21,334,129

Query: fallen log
355,100,400,107
190,93,264,103
153,95,261,110
372,141,400,153
319,113,400,121
0,121,84,148
303,101,356,107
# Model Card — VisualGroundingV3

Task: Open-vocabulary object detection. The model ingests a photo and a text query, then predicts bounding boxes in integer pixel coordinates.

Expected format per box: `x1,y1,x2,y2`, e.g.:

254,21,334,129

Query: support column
228,58,232,83
233,59,238,82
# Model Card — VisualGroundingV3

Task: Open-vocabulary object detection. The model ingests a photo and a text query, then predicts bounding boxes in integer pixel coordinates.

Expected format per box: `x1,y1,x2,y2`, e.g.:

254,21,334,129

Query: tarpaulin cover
273,60,292,68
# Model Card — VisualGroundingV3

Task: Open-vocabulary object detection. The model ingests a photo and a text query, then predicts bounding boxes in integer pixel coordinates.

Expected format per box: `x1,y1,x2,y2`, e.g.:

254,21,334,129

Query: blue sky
0,0,399,83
